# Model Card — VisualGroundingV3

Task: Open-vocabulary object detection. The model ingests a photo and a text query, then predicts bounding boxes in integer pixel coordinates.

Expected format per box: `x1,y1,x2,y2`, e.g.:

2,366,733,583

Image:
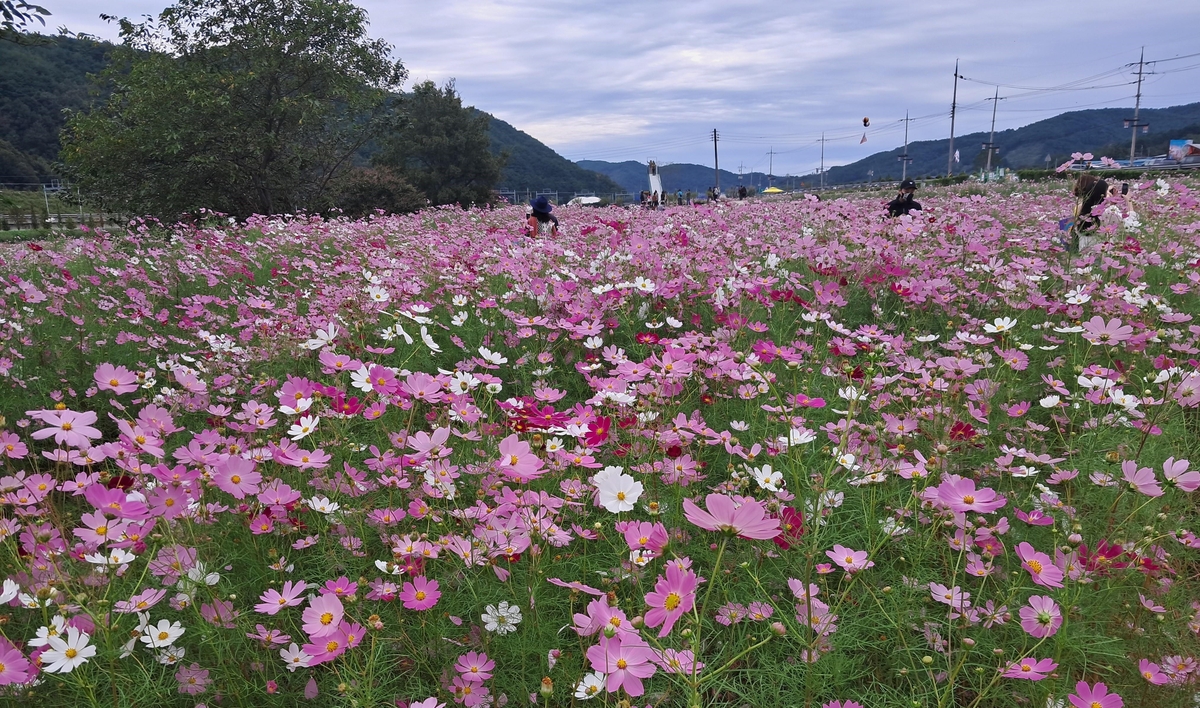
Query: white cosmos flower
350,364,374,393
837,386,868,401
305,496,340,514
753,465,783,492
157,646,186,665
594,466,643,513
450,311,468,326
366,286,390,303
419,325,441,353
140,619,186,648
482,601,522,635
278,397,313,416
1039,395,1062,408
281,642,313,671
575,671,606,700
28,615,67,647
914,334,940,342
41,626,97,673
184,562,220,587
478,346,507,365
301,323,338,351
0,578,19,604
288,414,319,441
1064,288,1091,305
633,276,657,293
729,420,750,431
984,317,1017,334
84,548,137,566
583,336,605,350
666,316,683,328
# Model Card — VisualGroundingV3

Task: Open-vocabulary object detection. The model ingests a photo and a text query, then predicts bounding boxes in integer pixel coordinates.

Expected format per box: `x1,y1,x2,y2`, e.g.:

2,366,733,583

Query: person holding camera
887,179,922,217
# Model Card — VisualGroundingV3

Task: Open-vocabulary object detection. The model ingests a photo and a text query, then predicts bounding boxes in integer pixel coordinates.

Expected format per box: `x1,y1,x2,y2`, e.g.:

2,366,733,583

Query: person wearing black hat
526,196,559,237
887,179,922,217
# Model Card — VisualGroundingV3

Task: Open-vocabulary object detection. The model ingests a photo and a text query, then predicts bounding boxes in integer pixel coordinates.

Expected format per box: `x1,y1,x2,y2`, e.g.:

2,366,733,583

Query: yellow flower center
664,592,682,611
616,491,626,501
415,591,426,601
320,612,334,625
109,378,120,386
325,640,339,652
1026,559,1043,574
61,422,73,431
962,495,975,504
616,658,628,670
64,648,78,659
158,631,169,640
230,475,241,484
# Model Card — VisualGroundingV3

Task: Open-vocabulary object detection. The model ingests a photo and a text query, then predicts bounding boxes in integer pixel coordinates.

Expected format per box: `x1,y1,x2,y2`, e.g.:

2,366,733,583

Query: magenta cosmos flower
1018,595,1062,638
94,363,140,394
1015,542,1064,588
454,651,494,683
585,634,657,697
643,562,698,637
682,493,781,540
28,409,102,448
400,576,441,611
1069,680,1122,708
826,544,874,573
255,580,308,615
301,593,344,638
1002,657,1057,680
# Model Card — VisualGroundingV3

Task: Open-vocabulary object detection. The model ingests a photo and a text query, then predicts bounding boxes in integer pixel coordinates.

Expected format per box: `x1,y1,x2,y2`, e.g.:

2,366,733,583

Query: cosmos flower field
1,177,1199,708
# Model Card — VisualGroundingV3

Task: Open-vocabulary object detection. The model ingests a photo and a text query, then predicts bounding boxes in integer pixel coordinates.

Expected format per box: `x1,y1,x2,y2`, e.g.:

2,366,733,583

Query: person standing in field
527,196,558,237
887,179,921,217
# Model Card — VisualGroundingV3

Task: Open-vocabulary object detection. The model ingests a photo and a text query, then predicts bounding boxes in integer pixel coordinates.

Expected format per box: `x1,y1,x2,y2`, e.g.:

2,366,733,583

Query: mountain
822,103,1200,185
577,160,781,195
0,34,618,195
482,115,621,194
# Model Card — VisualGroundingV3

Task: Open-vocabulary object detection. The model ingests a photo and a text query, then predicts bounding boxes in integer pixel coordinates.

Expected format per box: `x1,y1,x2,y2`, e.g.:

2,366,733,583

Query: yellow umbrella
762,187,784,194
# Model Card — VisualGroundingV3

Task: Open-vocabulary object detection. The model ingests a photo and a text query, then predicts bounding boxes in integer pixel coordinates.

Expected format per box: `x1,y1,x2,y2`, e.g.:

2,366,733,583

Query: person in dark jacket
1073,173,1109,233
887,179,922,217
526,196,558,237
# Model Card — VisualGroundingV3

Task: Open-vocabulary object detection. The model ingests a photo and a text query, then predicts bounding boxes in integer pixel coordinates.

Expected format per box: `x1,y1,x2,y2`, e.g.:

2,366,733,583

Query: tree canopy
376,80,505,209
60,0,407,219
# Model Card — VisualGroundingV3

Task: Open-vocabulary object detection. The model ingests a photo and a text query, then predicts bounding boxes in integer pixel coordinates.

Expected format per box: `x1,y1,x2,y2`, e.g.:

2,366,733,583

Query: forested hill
0,34,618,194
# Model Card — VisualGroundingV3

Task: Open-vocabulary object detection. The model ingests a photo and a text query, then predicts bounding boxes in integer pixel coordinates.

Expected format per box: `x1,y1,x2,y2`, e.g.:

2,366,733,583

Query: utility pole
898,112,913,181
1124,47,1149,166
738,162,745,183
767,147,776,188
981,87,1005,180
712,129,720,193
820,133,826,189
948,59,959,177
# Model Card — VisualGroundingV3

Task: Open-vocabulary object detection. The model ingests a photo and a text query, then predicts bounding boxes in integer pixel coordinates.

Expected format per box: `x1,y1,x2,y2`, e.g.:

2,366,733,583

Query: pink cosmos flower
928,582,970,610
1162,457,1198,492
823,702,865,708
94,363,139,394
0,430,27,459
212,456,262,499
28,409,102,448
496,434,544,482
682,493,781,540
1139,658,1169,684
0,638,31,686
826,544,874,573
1001,656,1057,680
256,580,308,615
643,562,698,637
937,477,1006,513
1068,680,1122,708
1015,508,1054,526
585,634,657,697
175,663,211,695
454,651,495,683
1015,542,1064,588
301,593,344,638
1018,595,1062,638
114,587,167,614
1121,460,1163,497
1081,316,1133,345
400,576,441,611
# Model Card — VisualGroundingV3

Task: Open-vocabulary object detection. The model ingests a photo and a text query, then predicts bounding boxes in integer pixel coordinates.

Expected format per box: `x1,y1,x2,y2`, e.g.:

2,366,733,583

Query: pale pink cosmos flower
255,580,308,615
94,363,140,394
682,493,780,540
585,633,657,697
1163,457,1198,492
212,456,262,499
1081,316,1133,345
1018,595,1062,638
0,637,31,685
1139,658,1169,684
28,409,102,449
1121,460,1163,497
1068,680,1123,708
454,650,494,683
301,593,343,638
936,477,1006,513
928,582,970,610
826,544,874,573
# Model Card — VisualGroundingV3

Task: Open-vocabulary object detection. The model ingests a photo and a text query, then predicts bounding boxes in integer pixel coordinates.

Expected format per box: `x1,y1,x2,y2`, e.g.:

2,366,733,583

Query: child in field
526,196,558,237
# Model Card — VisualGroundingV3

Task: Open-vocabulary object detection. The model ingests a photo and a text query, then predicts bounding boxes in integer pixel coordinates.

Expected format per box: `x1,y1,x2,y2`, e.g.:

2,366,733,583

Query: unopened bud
921,655,934,665
540,677,553,697
770,621,786,636
961,637,975,647
602,624,618,639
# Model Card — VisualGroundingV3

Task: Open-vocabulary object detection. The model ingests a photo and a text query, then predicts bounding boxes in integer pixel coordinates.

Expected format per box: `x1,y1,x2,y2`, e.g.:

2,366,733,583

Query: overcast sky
41,0,1200,176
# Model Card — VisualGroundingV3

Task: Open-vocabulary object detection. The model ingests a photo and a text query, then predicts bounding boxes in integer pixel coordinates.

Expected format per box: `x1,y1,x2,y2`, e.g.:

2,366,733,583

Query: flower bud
603,624,618,639
540,677,554,697
770,621,787,636
921,656,933,665
1067,533,1082,546
631,615,645,629
961,637,975,647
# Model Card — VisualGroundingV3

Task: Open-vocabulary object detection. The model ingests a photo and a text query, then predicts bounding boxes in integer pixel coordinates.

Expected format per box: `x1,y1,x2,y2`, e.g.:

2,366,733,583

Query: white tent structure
648,161,663,200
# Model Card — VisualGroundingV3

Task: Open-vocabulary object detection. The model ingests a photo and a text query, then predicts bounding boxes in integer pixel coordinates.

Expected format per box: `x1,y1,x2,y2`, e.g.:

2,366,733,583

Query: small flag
954,149,960,164
860,133,867,144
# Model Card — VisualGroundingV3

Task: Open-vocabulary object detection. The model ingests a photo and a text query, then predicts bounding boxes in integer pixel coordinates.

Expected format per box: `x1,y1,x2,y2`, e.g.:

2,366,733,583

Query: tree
60,0,406,219
377,80,505,208
1,2,49,43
